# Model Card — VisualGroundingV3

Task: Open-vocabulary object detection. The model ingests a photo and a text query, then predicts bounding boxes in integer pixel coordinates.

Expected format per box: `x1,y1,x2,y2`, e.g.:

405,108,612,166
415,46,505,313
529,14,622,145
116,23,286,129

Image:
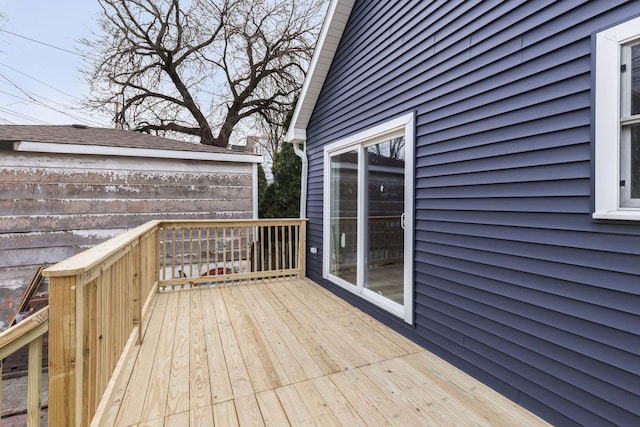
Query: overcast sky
0,1,111,126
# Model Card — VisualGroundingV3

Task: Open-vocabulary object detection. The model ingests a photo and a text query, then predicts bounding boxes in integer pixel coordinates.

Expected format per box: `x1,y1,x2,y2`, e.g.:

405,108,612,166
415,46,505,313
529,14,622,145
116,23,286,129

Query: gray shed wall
0,149,254,326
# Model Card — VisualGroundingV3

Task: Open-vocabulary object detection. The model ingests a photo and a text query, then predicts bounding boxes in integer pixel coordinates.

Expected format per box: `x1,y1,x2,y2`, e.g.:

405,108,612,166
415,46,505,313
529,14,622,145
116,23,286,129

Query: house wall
304,1,640,425
0,150,254,326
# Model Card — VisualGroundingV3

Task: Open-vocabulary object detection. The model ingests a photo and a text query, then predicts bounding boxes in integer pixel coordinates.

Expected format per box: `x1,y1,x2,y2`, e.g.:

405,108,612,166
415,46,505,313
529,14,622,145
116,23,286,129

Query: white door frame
323,112,415,324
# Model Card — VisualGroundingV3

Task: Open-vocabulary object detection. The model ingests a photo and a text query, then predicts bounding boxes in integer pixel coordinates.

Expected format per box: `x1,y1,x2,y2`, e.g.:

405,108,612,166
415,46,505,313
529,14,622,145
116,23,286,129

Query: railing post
133,238,142,345
48,275,78,427
299,220,307,277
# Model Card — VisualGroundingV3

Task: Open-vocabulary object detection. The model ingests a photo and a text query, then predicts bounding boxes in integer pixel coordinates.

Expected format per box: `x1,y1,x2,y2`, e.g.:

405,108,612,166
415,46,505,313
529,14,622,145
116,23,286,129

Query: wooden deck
100,278,549,426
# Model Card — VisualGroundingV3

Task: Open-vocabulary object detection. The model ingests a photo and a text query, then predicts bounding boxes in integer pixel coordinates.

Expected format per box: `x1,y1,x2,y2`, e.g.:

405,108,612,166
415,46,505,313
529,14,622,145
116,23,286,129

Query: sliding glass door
324,113,414,323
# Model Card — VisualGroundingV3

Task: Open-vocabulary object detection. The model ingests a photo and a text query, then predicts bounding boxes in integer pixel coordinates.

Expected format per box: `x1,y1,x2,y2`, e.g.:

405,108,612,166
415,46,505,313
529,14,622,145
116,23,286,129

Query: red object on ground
202,267,232,276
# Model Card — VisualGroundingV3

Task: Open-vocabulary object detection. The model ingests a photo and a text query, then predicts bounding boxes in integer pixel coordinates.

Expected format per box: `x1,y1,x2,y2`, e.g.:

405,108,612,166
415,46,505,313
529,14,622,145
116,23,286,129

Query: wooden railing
158,219,306,289
0,306,49,427
41,218,306,426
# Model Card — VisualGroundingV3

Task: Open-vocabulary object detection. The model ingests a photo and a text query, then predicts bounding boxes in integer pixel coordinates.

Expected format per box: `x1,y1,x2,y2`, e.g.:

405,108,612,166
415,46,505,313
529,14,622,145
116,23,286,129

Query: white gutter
292,142,308,219
252,163,259,219
13,140,263,163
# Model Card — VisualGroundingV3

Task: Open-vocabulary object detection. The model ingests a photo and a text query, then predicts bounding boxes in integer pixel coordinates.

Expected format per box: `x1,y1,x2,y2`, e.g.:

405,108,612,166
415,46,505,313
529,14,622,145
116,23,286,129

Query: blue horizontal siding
414,293,639,423
303,0,640,424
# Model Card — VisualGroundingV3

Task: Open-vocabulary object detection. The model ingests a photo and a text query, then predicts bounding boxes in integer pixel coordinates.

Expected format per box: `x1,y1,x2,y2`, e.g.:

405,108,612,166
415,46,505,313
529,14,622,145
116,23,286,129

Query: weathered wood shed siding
303,1,640,425
0,128,257,298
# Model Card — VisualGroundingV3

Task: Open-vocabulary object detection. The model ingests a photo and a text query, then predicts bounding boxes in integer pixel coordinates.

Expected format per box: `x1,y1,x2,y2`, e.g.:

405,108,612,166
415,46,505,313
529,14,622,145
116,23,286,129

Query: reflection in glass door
329,150,358,286
365,138,405,304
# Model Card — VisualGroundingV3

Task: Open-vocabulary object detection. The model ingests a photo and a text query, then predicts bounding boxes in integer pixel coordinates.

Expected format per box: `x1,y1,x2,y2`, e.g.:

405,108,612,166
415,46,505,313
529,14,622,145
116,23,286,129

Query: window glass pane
366,137,405,304
631,125,640,198
632,45,640,115
329,150,358,284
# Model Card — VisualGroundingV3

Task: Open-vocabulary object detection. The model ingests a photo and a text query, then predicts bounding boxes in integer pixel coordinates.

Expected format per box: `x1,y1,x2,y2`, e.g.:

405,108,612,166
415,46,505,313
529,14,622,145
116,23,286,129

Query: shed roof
0,125,262,163
285,0,354,144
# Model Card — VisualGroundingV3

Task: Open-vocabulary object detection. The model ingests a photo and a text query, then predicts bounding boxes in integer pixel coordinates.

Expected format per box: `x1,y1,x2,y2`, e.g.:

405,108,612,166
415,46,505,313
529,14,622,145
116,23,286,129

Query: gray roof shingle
0,125,242,155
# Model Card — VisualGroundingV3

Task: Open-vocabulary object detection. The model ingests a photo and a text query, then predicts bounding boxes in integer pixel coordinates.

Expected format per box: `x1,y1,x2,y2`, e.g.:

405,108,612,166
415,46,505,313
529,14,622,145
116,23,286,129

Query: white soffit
286,0,355,144
13,141,263,164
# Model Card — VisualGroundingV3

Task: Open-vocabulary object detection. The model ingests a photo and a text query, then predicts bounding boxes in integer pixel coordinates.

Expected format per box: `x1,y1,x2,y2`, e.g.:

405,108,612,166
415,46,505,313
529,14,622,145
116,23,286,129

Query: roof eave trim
285,0,354,142
12,141,263,163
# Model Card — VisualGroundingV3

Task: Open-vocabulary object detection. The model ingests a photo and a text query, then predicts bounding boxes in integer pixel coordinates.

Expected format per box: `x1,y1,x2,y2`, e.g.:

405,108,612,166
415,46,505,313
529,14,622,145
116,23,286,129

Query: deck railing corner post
47,274,78,427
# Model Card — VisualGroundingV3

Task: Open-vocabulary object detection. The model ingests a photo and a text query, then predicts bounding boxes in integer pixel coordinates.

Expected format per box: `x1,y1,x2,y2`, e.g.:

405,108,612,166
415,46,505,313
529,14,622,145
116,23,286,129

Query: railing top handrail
0,306,49,360
158,218,308,228
43,220,162,278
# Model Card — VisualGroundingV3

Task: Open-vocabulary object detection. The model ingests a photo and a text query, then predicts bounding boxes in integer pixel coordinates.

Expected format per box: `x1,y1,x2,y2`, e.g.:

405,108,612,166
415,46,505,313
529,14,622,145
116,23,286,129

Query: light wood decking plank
359,361,446,425
254,280,340,376
103,279,550,427
300,278,422,355
274,384,315,426
166,290,191,415
293,379,342,427
212,399,239,427
327,371,392,426
113,292,169,426
255,390,291,427
164,410,189,427
138,291,180,422
226,284,289,390
136,417,164,427
219,284,282,392
284,278,411,362
245,283,324,381
265,281,368,370
236,283,308,384
235,394,266,427
191,405,215,427
200,286,234,404
311,377,367,427
190,288,212,410
341,366,432,426
404,351,547,426
208,286,254,398
381,354,499,425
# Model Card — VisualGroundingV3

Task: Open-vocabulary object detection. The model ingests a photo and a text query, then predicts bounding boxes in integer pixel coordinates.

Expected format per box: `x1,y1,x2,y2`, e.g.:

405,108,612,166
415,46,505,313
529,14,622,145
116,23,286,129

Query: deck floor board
109,278,550,426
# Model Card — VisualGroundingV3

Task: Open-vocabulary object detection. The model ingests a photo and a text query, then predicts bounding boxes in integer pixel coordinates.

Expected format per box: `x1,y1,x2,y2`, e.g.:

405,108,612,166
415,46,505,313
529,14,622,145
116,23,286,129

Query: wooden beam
0,306,49,359
48,275,77,427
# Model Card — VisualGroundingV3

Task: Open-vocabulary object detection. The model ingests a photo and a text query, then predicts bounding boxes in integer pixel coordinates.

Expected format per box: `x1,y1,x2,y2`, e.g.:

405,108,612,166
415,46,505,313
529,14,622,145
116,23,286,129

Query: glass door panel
365,137,405,304
329,150,358,285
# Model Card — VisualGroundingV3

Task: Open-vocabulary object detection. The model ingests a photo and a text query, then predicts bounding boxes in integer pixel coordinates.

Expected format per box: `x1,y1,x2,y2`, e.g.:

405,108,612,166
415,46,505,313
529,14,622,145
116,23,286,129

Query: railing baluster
245,226,251,278
230,227,235,276
198,227,202,279
214,227,219,273
206,227,211,279
223,227,227,274
289,226,293,272
268,226,273,272
189,227,194,279
172,227,177,284
27,335,42,426
260,226,265,275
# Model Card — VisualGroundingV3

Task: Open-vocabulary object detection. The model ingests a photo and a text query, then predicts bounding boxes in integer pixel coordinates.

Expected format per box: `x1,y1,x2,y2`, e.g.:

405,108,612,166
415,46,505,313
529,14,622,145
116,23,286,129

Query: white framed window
323,113,415,324
594,16,640,220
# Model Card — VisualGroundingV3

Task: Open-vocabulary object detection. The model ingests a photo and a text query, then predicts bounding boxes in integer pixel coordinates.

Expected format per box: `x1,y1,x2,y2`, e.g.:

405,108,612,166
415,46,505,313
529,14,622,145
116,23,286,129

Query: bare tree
81,0,325,147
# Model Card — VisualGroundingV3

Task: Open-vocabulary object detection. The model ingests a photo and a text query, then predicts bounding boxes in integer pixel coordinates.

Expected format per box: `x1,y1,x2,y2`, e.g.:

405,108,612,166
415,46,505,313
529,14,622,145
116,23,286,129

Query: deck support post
48,275,78,427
